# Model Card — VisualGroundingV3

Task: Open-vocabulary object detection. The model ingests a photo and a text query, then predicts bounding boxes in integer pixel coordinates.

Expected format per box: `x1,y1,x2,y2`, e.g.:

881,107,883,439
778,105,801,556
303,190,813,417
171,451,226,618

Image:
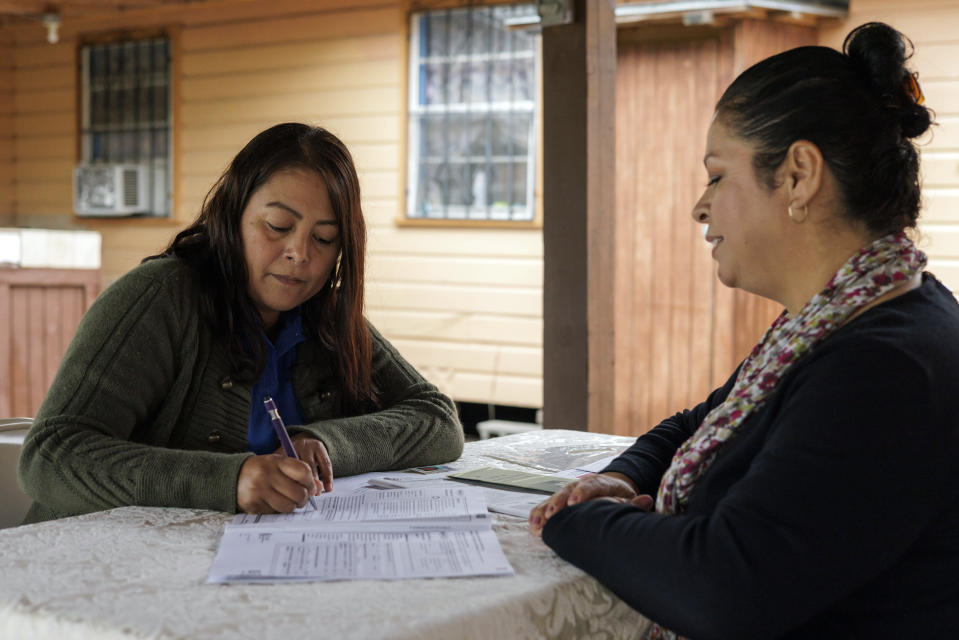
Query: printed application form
207,487,514,583
231,486,486,527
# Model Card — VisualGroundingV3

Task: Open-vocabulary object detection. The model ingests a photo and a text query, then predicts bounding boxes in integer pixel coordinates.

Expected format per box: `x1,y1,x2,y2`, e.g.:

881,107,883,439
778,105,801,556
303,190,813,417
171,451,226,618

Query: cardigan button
320,391,333,400
220,377,233,390
207,431,222,444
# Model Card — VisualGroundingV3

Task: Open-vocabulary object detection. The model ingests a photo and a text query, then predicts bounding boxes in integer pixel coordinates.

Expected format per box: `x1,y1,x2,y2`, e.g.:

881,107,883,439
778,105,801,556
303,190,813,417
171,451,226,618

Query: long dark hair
715,22,934,236
149,123,375,413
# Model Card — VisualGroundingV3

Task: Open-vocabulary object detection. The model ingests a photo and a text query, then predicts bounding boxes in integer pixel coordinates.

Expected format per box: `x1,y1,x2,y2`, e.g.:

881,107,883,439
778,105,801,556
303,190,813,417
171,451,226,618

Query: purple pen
263,395,319,511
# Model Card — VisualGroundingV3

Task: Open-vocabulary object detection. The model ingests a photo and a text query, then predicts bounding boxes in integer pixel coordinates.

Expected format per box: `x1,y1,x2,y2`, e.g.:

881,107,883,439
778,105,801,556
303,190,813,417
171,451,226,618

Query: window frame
73,27,182,226
398,4,542,229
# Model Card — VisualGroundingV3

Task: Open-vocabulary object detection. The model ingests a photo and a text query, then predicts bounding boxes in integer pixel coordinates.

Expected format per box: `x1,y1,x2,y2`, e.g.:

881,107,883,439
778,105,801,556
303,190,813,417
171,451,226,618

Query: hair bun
844,22,932,139
898,98,933,139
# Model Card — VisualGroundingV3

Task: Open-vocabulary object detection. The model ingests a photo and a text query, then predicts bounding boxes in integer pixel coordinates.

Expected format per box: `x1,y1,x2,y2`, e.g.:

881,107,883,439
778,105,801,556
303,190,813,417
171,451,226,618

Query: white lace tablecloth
0,430,650,640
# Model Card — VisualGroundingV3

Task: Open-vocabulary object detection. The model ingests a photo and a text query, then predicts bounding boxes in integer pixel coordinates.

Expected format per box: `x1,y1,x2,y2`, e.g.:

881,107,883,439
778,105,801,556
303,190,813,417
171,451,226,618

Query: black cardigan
543,275,959,639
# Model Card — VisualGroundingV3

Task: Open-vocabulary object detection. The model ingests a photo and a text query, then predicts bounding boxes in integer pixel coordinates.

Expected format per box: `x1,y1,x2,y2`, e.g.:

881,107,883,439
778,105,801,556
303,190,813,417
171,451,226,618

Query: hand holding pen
264,396,332,511
234,398,334,514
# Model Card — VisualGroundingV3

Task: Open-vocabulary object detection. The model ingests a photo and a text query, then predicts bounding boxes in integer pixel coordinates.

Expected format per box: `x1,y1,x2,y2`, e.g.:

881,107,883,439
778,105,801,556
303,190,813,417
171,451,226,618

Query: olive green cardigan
18,258,463,523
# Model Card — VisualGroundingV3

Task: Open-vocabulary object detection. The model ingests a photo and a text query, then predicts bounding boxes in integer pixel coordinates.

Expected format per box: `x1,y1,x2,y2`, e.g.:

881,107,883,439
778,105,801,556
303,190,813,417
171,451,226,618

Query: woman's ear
783,139,824,208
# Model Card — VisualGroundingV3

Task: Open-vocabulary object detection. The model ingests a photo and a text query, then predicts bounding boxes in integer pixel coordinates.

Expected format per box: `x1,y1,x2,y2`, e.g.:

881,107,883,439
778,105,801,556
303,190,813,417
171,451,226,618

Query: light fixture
536,0,573,27
41,12,61,44
682,10,715,26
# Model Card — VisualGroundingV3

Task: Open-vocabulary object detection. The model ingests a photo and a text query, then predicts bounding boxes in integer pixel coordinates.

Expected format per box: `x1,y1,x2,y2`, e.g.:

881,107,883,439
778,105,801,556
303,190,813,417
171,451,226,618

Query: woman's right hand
236,454,319,514
528,472,652,537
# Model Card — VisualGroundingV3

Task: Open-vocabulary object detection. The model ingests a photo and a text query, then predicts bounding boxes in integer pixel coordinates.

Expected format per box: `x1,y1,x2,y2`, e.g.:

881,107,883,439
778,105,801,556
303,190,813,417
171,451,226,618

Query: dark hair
715,22,934,236
149,123,375,413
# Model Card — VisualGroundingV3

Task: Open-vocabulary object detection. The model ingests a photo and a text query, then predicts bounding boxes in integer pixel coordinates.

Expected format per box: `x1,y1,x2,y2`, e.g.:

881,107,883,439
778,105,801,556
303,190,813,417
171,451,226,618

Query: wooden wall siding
178,4,544,409
3,0,546,409
612,21,815,437
3,0,406,277
616,34,729,433
0,268,100,418
9,36,76,231
0,30,14,227
820,0,959,294
365,223,544,406
176,5,403,221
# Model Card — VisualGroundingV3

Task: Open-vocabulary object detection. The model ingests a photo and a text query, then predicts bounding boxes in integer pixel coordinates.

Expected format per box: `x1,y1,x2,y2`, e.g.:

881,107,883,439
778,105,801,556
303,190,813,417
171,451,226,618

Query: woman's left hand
529,472,653,537
277,434,334,495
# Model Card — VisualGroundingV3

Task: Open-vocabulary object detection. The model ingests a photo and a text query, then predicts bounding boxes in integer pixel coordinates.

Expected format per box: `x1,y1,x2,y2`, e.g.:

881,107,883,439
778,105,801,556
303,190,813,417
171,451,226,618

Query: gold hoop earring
788,203,808,223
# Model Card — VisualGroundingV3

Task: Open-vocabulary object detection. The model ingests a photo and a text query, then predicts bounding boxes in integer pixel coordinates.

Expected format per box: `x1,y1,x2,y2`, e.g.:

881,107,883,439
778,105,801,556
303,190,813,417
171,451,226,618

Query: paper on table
483,489,544,518
208,486,514,583
300,454,624,524
364,474,552,520
352,470,545,519
230,486,487,528
365,470,457,490
552,454,621,478
481,445,628,473
208,528,513,583
308,469,422,495
482,455,624,518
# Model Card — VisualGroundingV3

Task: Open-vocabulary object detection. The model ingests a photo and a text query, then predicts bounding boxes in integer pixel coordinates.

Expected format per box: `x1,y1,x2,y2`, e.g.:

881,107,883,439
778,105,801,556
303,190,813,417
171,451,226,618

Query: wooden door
0,268,100,417
611,21,815,436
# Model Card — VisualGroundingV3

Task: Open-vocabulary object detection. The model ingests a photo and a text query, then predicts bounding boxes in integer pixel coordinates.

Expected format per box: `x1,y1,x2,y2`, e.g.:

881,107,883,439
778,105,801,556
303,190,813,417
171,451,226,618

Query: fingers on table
528,474,646,535
528,479,582,534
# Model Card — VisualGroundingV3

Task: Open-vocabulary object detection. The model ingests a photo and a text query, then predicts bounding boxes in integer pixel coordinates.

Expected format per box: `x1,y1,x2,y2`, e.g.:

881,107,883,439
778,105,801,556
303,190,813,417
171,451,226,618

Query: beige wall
3,0,544,409
0,28,13,227
821,0,959,294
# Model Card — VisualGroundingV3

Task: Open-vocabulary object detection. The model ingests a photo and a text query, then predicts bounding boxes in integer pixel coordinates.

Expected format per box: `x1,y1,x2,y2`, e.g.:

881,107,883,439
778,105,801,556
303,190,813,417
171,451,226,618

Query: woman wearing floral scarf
530,22,959,639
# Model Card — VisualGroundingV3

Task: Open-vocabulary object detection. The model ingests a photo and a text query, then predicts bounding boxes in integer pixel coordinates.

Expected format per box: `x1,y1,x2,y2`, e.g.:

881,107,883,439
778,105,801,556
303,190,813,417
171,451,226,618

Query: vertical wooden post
542,0,617,432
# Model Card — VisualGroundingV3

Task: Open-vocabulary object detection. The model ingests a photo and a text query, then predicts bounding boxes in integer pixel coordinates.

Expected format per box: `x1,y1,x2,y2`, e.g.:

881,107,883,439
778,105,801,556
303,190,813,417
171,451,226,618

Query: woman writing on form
530,23,959,638
19,123,463,523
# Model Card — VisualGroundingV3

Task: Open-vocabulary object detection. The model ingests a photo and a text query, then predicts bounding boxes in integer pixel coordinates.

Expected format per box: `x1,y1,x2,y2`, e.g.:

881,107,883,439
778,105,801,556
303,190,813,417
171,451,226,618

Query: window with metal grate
406,5,539,223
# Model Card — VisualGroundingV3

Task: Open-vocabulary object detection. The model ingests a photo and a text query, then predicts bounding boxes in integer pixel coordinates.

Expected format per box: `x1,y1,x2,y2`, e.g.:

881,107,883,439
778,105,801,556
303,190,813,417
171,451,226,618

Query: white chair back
0,417,34,528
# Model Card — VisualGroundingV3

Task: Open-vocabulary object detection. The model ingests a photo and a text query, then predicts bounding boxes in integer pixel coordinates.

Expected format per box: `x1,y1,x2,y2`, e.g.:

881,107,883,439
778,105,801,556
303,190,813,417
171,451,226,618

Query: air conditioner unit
74,163,151,216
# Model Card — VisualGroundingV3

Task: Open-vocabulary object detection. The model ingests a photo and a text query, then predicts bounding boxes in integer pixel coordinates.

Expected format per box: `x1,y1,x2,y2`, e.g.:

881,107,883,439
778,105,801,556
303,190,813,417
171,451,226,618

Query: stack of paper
207,486,514,583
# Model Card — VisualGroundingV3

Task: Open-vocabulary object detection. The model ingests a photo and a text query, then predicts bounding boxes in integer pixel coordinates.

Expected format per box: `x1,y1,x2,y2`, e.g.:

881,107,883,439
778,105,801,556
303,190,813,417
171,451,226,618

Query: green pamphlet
447,467,571,494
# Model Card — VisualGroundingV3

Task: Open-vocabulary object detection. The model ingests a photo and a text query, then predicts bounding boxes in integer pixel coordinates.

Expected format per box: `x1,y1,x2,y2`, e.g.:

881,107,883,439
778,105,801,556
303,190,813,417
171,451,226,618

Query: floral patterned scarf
646,231,926,640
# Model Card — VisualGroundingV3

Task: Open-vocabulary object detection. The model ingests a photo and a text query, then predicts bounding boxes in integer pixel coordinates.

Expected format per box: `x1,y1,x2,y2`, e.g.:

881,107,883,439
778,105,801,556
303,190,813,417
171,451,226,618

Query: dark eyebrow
266,201,338,226
266,201,302,219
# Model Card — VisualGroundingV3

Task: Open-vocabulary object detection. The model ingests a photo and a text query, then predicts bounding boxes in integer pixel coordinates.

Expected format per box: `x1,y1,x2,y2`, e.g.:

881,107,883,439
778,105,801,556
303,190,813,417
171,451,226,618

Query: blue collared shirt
247,310,307,454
